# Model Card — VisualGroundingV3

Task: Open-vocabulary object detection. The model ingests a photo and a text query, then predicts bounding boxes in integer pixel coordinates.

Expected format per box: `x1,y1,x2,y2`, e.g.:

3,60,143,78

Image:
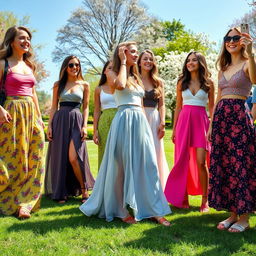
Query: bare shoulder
81,81,90,88
53,81,59,88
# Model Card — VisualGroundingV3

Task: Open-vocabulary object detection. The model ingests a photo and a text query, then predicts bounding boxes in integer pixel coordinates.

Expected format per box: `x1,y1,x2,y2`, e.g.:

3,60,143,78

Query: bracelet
121,63,126,66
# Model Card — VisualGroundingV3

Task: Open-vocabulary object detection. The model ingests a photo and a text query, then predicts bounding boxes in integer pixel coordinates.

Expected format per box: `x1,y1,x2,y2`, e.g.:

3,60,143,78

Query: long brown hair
179,51,211,93
216,27,247,71
138,49,163,98
0,26,35,71
57,55,84,97
98,60,110,86
112,41,143,89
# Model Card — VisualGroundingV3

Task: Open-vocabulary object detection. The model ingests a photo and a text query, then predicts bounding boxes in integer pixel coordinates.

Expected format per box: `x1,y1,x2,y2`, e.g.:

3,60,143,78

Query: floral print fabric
209,99,256,214
0,96,45,215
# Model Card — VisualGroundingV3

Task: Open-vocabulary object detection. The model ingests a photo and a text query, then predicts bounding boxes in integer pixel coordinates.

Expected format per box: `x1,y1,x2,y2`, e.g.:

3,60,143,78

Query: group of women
0,25,256,233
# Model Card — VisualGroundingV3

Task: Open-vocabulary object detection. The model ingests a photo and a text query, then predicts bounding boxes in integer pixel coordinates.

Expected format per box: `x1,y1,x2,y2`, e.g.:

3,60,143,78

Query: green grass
0,129,256,256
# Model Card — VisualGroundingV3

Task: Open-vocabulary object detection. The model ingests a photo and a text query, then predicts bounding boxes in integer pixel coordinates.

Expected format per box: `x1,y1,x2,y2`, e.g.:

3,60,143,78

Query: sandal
217,219,237,230
121,215,137,224
228,222,250,233
154,217,171,227
18,207,31,219
81,196,89,203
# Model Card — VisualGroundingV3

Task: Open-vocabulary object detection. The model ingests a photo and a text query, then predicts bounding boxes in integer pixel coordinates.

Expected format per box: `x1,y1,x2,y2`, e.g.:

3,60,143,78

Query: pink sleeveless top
218,65,252,97
5,69,36,97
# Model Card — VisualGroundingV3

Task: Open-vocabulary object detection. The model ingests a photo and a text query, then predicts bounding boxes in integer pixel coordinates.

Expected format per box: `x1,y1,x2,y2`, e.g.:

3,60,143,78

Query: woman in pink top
207,27,256,232
164,52,214,212
0,26,45,219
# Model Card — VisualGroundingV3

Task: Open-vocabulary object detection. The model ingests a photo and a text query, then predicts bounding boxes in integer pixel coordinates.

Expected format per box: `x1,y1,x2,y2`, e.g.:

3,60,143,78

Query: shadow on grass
124,213,256,256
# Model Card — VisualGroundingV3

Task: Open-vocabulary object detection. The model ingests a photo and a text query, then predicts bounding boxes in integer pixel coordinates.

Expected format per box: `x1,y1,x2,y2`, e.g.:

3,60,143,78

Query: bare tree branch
53,0,150,74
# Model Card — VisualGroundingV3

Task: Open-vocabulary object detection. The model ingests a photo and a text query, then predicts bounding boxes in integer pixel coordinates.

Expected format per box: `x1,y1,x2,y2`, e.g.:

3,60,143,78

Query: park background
1,0,256,255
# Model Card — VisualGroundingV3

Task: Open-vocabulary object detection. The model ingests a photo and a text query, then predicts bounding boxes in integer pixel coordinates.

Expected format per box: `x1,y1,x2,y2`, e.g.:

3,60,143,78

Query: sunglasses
223,35,241,43
68,63,80,68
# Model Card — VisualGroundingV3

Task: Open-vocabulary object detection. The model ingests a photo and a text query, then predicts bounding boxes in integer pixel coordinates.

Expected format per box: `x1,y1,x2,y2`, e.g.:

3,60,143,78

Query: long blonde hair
216,27,248,71
0,26,35,71
138,49,163,98
112,41,143,89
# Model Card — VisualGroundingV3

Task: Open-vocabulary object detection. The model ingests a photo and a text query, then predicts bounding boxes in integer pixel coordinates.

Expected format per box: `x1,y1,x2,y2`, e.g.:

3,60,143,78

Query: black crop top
143,89,159,108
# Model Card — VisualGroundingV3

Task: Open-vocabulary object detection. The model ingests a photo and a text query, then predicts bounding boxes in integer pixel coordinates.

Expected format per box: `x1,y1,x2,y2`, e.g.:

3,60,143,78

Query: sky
1,0,254,92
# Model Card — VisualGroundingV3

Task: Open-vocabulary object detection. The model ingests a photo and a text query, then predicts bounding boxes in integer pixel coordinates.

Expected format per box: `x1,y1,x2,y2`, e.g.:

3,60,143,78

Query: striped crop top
218,65,252,97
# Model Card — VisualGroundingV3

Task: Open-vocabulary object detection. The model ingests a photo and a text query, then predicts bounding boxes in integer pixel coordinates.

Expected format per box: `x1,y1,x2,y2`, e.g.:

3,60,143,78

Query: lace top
218,65,252,97
143,89,159,108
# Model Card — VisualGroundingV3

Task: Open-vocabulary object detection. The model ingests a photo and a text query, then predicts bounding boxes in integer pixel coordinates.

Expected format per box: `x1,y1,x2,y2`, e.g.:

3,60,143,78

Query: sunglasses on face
223,35,241,43
68,63,80,68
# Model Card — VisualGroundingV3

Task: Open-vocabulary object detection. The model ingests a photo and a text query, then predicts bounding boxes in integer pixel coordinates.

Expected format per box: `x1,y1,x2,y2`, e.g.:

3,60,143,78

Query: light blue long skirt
79,105,171,221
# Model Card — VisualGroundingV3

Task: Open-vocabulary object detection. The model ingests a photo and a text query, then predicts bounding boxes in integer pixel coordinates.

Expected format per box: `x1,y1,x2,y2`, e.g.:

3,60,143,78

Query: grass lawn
0,129,256,256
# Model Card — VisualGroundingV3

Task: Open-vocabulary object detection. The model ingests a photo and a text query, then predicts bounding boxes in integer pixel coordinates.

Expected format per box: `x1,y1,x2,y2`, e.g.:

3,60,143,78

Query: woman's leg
69,140,89,200
196,148,209,212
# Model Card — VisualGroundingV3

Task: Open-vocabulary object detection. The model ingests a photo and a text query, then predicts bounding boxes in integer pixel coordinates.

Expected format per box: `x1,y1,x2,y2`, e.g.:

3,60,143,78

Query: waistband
59,101,81,108
6,96,33,101
118,104,142,111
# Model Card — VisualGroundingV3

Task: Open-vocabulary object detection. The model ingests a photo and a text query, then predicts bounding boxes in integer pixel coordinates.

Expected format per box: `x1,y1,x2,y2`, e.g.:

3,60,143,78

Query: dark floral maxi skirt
209,99,256,215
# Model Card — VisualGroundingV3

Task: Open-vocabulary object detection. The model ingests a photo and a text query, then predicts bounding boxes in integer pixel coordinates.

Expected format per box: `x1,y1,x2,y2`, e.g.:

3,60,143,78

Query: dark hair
179,51,211,93
98,60,110,86
0,26,35,71
57,55,83,97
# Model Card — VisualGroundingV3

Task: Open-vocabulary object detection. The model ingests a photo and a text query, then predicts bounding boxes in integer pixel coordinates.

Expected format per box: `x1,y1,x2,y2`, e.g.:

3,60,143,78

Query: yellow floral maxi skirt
0,96,45,215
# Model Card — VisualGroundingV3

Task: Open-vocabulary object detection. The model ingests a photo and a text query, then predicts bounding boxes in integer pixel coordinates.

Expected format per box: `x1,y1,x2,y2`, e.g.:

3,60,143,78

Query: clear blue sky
1,0,253,92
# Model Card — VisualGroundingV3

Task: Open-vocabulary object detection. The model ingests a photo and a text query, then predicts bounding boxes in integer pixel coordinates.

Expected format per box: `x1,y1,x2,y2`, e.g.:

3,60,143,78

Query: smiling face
11,29,31,54
225,29,243,54
186,53,199,72
139,52,154,72
66,58,80,77
125,44,138,66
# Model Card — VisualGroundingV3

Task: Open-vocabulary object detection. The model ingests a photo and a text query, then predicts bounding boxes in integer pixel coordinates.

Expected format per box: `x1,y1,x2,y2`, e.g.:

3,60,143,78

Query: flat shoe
121,215,137,224
228,223,249,233
155,217,171,227
217,219,236,230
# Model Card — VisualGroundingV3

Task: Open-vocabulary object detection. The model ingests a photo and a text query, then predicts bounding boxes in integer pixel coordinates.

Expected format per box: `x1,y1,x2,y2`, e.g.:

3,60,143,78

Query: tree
136,19,216,57
0,11,49,85
53,0,150,75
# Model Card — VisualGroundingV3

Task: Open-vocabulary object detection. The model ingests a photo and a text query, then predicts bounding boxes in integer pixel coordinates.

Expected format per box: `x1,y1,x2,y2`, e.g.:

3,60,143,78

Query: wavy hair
0,26,35,71
179,51,211,93
138,49,163,99
112,41,143,89
57,55,84,97
216,27,247,71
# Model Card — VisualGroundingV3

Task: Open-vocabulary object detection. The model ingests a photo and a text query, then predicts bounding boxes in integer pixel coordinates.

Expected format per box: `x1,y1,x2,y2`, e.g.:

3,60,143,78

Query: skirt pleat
144,107,169,189
80,105,171,221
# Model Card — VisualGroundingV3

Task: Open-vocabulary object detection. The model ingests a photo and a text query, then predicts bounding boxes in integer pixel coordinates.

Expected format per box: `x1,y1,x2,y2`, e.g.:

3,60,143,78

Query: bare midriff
221,94,247,100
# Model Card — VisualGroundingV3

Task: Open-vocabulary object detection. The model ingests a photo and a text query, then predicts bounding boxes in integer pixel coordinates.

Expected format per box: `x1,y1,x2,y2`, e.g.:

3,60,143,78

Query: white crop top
182,89,208,107
100,89,117,110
